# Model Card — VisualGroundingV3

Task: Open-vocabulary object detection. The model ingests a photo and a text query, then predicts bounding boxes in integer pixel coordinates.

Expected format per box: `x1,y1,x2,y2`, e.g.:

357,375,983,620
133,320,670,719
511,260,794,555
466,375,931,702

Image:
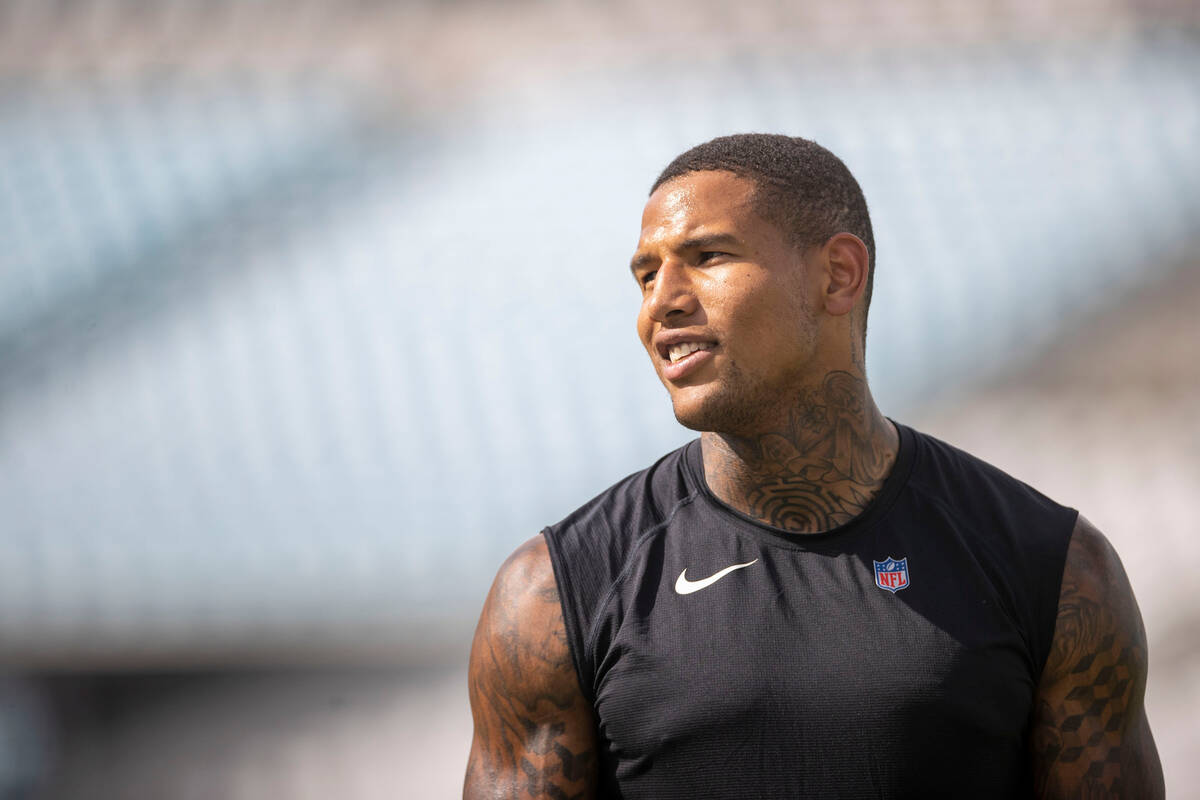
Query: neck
700,369,899,534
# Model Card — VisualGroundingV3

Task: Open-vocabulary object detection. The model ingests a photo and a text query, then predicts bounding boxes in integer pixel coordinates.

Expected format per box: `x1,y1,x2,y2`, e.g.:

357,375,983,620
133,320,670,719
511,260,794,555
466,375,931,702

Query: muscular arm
464,534,599,799
1031,515,1164,798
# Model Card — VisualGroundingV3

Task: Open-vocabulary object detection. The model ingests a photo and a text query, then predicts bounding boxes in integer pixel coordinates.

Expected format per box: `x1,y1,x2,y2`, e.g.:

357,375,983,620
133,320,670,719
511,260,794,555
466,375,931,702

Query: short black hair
652,133,876,337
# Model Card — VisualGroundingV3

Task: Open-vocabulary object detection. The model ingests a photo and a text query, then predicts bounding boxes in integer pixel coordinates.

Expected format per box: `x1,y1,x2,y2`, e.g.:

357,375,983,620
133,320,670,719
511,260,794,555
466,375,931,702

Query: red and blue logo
873,556,910,593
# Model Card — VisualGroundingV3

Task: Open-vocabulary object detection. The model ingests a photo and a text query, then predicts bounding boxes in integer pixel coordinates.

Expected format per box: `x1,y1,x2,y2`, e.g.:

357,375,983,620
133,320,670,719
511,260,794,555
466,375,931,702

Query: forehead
638,171,763,247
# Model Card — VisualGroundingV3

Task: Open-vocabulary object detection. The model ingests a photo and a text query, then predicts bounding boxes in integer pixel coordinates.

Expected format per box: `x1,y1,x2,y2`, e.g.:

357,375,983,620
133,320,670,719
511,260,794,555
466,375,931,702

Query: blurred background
0,0,1197,796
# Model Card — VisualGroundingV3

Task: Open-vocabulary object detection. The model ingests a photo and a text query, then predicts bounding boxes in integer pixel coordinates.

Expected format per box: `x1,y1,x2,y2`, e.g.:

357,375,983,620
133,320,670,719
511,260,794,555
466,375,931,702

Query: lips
651,330,719,382
660,341,718,382
666,341,715,363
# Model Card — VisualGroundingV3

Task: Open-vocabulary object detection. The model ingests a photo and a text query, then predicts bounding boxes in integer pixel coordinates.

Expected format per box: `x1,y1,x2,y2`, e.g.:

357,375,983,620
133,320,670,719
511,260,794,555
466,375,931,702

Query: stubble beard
670,314,820,437
665,277,821,436
670,359,799,438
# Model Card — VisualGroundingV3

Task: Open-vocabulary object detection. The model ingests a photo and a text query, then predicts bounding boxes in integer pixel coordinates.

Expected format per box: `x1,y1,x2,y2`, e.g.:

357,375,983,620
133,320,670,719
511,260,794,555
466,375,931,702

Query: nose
643,259,699,323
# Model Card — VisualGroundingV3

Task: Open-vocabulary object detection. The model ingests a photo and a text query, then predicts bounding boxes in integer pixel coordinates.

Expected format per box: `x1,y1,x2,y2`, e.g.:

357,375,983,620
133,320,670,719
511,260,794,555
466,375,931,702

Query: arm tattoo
704,370,897,533
1031,519,1163,798
465,537,597,799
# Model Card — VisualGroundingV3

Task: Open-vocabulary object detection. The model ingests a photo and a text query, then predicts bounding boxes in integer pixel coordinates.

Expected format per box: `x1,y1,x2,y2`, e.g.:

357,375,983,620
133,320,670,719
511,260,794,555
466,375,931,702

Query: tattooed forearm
465,536,598,800
1031,517,1163,799
703,370,897,533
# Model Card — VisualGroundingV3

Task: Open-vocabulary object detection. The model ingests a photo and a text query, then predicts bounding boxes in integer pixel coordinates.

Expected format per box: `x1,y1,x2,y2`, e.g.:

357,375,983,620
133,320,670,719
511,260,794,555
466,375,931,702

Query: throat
700,370,899,534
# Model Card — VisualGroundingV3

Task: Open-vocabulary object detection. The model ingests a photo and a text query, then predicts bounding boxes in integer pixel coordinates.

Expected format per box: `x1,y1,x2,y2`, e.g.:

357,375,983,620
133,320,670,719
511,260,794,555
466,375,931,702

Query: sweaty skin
630,171,898,532
464,169,1163,798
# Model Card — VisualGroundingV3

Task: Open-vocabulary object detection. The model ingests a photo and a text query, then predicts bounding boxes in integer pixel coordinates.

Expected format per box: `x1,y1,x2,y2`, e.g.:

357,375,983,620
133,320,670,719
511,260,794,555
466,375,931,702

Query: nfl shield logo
873,556,910,593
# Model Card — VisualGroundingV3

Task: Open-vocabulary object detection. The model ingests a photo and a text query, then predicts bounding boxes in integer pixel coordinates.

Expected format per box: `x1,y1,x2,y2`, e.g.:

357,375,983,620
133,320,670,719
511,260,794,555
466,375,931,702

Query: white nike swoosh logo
674,559,759,595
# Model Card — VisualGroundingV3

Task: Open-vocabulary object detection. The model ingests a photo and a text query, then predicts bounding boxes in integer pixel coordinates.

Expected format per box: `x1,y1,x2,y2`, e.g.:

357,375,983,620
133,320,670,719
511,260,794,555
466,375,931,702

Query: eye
698,251,728,263
639,270,657,287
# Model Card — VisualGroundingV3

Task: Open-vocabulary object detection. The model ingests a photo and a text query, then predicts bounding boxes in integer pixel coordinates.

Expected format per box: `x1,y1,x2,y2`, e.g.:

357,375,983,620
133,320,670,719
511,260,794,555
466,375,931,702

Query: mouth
666,341,716,363
658,339,718,382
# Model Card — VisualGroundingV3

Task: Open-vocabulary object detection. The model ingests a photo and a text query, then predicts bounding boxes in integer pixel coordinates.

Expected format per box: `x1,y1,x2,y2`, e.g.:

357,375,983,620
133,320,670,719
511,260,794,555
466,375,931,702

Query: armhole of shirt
543,488,702,707
541,525,596,704
906,429,1079,683
1034,507,1079,682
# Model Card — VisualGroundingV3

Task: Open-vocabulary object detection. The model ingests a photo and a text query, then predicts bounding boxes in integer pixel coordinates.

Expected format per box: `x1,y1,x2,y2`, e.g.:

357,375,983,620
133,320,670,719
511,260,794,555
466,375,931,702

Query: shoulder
538,442,701,700
905,425,1073,522
466,535,600,797
1042,515,1144,681
472,535,563,676
543,441,700,594
1062,516,1124,589
1032,515,1163,796
901,424,1079,558
467,535,587,748
899,424,1079,671
548,441,699,543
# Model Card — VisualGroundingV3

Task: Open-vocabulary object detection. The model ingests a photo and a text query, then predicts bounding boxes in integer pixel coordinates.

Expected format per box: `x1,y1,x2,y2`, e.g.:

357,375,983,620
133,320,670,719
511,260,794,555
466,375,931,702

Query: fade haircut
651,133,876,338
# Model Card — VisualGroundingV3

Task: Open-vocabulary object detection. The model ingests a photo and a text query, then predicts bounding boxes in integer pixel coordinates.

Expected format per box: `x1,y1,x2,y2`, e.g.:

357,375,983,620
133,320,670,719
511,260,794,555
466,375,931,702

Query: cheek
726,287,807,357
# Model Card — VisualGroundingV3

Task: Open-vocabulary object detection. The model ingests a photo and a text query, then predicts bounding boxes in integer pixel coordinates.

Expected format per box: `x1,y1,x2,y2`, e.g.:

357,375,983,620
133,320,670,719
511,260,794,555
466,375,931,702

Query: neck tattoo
702,370,898,534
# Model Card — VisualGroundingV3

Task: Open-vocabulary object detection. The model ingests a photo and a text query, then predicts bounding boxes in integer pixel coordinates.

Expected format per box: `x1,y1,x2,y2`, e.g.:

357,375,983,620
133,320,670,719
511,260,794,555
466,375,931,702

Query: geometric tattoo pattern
1030,519,1161,799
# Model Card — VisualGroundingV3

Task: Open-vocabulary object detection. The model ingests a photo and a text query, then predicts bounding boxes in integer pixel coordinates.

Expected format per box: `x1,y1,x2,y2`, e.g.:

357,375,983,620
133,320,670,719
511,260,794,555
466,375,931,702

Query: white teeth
667,341,713,363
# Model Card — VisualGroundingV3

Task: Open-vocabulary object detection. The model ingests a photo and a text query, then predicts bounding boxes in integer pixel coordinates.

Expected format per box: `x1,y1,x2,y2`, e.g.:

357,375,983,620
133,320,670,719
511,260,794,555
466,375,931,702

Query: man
464,134,1163,798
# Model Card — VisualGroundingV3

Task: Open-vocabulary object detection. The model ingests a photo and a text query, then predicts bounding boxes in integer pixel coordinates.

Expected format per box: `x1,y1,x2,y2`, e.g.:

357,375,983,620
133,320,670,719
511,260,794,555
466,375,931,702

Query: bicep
1031,516,1164,798
465,534,598,800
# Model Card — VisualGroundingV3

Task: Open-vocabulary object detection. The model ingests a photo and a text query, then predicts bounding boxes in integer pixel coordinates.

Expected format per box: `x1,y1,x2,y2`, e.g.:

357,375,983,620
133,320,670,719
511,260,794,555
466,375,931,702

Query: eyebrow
629,232,743,274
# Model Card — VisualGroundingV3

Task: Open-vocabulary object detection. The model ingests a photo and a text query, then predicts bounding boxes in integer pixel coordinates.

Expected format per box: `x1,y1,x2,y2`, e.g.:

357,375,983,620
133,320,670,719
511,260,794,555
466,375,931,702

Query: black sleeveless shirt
542,423,1076,799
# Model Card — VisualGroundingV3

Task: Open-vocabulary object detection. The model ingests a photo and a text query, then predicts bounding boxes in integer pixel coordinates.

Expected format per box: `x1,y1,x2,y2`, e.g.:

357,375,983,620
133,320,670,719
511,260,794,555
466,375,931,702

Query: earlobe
823,234,869,318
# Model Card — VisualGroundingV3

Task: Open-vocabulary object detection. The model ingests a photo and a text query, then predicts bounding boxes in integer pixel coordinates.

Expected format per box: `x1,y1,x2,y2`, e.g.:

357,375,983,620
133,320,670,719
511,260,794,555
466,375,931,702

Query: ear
821,233,870,319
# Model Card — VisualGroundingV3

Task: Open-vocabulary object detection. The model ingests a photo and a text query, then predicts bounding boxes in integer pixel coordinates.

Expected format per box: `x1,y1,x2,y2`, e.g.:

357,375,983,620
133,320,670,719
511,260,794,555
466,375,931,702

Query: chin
665,356,793,436
670,403,710,433
669,383,762,436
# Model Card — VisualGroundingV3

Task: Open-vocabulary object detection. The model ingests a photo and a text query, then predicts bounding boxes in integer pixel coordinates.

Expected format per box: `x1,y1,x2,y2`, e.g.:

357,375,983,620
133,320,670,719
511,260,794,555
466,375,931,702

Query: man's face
631,170,821,435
